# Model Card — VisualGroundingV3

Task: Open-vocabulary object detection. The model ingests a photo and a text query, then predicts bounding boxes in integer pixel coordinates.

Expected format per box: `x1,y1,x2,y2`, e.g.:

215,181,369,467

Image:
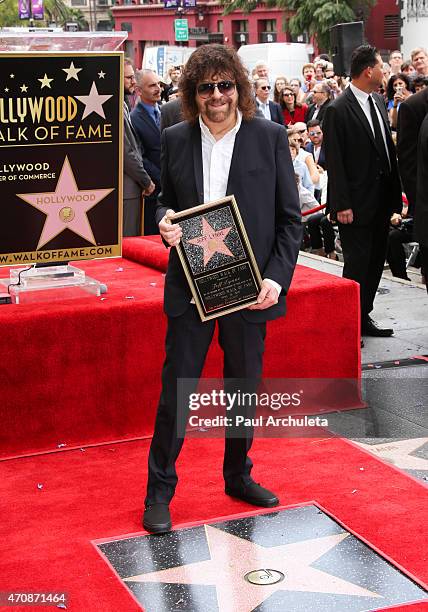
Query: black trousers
386,221,414,280
307,212,336,254
421,245,428,293
143,194,160,236
338,205,390,320
145,306,266,505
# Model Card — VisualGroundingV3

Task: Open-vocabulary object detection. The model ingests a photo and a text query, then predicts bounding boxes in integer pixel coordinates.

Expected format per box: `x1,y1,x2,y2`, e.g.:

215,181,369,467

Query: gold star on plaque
98,70,106,79
38,73,53,89
62,61,82,82
20,84,28,92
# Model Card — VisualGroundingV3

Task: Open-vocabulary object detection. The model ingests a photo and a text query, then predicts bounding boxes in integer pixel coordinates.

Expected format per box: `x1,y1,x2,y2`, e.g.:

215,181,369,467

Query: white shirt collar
199,108,242,142
350,82,371,105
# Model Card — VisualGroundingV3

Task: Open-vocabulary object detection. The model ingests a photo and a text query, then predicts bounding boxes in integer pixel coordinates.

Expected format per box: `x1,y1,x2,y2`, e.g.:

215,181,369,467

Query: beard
202,96,235,123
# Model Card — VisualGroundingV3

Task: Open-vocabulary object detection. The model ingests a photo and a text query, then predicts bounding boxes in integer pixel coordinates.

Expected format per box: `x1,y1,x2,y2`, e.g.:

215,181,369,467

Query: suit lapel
226,121,248,196
138,103,160,136
345,87,378,149
191,123,204,203
373,94,393,141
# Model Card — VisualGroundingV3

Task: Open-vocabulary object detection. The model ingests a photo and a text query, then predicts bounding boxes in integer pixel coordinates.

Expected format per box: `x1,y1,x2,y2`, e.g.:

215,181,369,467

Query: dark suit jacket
256,100,284,125
160,98,183,132
304,142,327,169
397,87,428,216
268,100,284,125
156,118,302,321
415,113,428,246
130,102,161,188
123,103,151,199
323,87,402,224
305,99,331,124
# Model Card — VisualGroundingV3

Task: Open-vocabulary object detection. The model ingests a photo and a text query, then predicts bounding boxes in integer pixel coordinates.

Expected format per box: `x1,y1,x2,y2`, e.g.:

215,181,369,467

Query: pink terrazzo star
187,217,234,266
17,156,114,249
125,526,382,611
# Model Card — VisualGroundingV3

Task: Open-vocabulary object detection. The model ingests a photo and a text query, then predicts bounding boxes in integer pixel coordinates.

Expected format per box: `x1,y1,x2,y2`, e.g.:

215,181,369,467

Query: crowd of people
120,42,428,533
123,45,428,306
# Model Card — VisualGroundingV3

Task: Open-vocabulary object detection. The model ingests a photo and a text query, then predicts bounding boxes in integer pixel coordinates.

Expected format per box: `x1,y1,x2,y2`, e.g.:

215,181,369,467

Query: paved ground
299,252,428,485
298,252,428,362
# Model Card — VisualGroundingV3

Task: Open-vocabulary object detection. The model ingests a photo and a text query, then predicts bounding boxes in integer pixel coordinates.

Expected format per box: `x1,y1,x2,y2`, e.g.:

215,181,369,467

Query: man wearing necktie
323,45,402,339
254,78,284,125
123,59,155,236
131,69,163,234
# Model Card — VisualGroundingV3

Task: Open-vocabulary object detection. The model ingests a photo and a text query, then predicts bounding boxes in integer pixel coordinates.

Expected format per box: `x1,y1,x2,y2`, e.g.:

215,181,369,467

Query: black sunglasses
197,80,236,99
260,85,271,91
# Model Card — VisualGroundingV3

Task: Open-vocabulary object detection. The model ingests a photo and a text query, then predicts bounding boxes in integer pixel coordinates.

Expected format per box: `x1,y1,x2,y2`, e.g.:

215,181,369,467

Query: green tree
0,0,87,30
222,0,374,51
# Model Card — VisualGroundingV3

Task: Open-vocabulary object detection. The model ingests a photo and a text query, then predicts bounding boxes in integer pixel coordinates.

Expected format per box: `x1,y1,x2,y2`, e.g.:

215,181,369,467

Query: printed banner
18,0,31,20
0,52,123,266
31,0,44,20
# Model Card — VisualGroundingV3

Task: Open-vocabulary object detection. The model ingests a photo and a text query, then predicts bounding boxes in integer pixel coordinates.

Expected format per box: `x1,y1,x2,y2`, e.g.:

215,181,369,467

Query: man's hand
159,209,182,247
337,209,353,224
390,213,402,226
143,180,155,196
248,280,279,311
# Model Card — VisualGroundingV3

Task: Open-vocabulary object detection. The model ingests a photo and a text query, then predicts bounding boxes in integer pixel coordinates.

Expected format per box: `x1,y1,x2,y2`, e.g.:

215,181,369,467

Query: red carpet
0,436,427,611
0,237,360,459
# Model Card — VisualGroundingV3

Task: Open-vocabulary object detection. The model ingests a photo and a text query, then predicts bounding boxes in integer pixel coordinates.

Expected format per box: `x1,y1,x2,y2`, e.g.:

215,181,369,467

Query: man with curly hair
143,44,302,534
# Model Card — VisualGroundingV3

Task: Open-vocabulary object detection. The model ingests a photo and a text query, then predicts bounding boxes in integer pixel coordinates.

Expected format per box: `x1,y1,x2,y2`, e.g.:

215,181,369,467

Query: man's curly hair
179,44,256,123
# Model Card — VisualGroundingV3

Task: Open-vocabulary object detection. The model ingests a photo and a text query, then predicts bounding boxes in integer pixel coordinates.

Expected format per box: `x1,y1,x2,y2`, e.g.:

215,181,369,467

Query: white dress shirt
256,99,272,120
198,109,281,297
349,83,391,166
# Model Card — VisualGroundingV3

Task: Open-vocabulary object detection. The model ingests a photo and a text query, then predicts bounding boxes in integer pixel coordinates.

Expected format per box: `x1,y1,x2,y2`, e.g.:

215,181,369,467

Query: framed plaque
170,196,262,321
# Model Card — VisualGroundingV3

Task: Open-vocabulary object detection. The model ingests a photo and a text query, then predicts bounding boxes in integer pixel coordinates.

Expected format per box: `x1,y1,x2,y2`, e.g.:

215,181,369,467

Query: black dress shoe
143,504,172,534
225,482,279,507
362,317,393,337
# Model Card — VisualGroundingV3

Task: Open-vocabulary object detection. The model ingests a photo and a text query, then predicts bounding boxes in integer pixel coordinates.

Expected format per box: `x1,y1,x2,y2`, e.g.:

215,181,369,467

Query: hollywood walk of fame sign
0,52,122,266
170,196,262,321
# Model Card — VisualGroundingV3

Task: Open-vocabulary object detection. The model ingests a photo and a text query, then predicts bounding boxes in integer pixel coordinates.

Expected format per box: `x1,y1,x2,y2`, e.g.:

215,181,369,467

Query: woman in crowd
273,75,289,104
281,86,308,125
387,72,412,129
288,128,320,187
289,78,306,105
314,61,326,81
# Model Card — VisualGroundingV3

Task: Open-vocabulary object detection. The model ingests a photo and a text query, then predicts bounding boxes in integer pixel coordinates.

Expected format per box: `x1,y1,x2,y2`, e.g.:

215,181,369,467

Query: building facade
112,0,401,69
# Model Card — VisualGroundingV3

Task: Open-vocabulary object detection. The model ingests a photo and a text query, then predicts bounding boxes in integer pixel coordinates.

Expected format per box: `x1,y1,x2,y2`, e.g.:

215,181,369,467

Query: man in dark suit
254,78,284,125
143,44,302,534
323,45,402,337
397,88,428,288
131,69,162,235
123,59,154,236
305,82,331,124
160,96,183,132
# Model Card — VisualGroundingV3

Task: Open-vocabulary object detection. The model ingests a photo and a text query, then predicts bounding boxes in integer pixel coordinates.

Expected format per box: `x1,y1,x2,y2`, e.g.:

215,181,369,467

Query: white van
142,45,194,80
238,42,313,81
